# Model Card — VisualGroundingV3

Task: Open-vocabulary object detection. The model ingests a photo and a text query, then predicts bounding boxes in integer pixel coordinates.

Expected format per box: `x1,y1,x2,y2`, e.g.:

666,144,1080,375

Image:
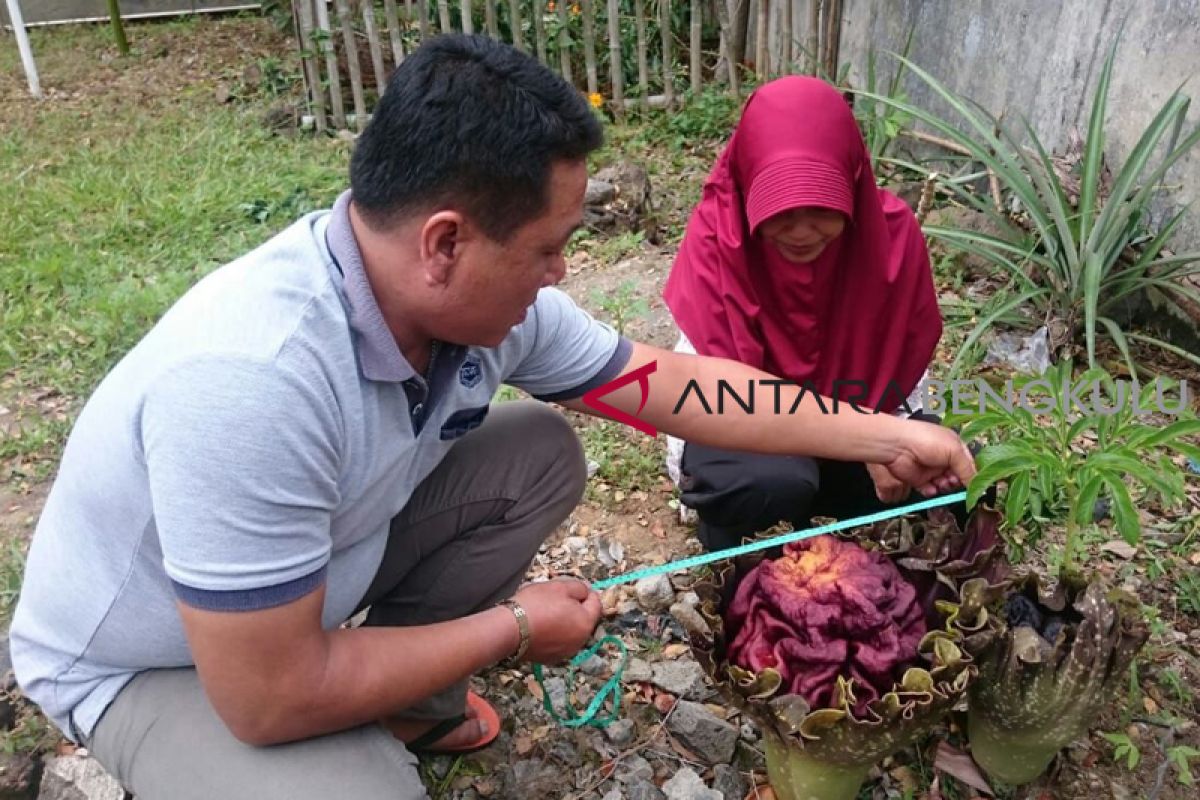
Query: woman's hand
865,462,909,504
882,420,976,497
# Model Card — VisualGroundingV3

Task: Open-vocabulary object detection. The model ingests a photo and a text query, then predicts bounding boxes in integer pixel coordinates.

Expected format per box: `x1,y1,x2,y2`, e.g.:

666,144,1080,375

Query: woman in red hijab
662,75,947,553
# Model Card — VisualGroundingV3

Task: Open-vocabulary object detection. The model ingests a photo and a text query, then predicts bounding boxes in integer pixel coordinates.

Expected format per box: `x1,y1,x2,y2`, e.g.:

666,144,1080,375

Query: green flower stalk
687,506,1008,800
965,571,1150,786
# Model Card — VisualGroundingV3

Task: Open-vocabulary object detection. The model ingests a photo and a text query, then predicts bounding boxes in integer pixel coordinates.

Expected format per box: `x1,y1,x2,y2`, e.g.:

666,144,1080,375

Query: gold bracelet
498,599,531,661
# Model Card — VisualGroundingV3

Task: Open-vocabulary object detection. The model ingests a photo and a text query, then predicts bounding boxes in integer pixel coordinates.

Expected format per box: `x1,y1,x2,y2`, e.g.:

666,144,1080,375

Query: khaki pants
87,401,587,799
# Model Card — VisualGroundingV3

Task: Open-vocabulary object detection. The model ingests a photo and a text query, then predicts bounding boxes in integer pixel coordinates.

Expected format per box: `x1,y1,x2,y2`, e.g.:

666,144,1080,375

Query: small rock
579,654,609,677
602,787,624,800
616,600,641,615
587,460,601,477
712,764,746,800
650,661,708,701
624,658,653,684
679,591,700,608
614,755,654,785
662,767,721,800
626,779,666,800
585,179,617,205
665,701,739,764
739,720,760,742
37,755,125,800
507,759,561,797
634,575,674,613
669,602,711,638
563,536,589,555
543,677,569,711
604,718,636,748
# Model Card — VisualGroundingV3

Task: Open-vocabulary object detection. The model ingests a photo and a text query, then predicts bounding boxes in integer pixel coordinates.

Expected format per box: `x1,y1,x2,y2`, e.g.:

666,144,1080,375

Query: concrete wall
836,0,1200,251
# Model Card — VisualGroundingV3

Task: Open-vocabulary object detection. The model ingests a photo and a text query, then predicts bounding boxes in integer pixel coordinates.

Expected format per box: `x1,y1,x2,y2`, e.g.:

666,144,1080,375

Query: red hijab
662,76,942,413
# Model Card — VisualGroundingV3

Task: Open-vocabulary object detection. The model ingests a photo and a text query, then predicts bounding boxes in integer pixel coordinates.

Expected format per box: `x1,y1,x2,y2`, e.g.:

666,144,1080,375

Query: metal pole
5,0,42,98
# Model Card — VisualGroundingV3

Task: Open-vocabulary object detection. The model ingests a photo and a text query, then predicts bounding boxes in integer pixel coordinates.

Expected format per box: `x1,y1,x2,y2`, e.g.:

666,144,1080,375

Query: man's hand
865,462,909,504
879,419,976,497
512,578,602,664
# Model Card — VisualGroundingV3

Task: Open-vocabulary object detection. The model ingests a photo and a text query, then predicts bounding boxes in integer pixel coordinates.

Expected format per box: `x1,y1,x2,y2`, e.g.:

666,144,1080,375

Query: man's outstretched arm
560,341,975,495
177,577,600,746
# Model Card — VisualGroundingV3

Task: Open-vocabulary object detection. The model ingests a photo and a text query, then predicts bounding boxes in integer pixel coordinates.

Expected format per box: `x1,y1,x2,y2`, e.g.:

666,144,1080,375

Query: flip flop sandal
406,691,501,755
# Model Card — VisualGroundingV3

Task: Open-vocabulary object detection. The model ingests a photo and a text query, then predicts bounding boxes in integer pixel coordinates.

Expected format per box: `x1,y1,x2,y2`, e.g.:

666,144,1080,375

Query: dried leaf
653,692,676,714
513,734,534,756
662,643,689,659
934,741,994,796
524,675,544,701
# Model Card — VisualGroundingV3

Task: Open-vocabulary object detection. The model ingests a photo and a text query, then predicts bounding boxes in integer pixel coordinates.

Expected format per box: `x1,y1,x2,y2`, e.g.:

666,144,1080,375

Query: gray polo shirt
8,190,632,743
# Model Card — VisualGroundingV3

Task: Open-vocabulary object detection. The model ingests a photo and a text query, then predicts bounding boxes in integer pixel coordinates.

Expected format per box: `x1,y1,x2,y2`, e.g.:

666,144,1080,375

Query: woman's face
759,206,846,263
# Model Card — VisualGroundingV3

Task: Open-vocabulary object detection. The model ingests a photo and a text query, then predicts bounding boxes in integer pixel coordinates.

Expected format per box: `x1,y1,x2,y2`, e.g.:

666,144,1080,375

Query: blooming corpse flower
689,504,1009,800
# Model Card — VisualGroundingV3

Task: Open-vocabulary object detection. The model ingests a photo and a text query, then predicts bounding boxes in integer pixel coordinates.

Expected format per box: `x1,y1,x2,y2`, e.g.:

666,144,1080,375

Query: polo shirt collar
324,190,417,383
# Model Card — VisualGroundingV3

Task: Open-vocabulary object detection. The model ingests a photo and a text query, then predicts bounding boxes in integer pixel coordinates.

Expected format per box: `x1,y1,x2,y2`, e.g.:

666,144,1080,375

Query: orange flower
547,1,556,11
570,3,580,14
588,92,603,109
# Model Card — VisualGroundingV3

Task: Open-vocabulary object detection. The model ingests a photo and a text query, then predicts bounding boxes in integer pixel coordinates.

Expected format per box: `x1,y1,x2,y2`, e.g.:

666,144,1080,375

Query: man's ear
419,210,466,287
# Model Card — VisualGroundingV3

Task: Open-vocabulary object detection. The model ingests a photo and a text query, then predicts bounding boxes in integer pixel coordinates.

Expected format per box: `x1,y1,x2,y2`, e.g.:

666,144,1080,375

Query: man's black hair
349,34,604,243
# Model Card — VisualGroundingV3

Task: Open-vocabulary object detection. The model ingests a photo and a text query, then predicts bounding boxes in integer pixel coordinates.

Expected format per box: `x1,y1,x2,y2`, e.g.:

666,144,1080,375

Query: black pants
678,413,970,552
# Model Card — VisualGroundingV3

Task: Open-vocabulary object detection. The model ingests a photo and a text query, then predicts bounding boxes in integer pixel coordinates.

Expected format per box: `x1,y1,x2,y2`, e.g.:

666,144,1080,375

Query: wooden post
417,0,431,38
581,0,599,96
755,0,768,79
781,0,792,72
534,0,549,63
714,0,739,99
825,0,842,78
556,0,573,84
438,0,452,32
634,0,648,110
315,0,346,127
335,0,368,132
808,0,820,74
659,0,674,107
363,0,388,97
605,0,623,118
486,0,498,37
509,0,526,51
383,0,405,64
295,0,327,131
462,0,475,34
690,0,701,94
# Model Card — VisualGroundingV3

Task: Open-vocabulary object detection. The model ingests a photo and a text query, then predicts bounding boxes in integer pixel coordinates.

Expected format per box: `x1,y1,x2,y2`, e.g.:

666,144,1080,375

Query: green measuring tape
532,490,969,729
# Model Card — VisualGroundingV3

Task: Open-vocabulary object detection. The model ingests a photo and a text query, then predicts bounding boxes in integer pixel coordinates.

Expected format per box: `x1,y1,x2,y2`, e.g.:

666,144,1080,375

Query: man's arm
178,577,600,746
559,341,975,495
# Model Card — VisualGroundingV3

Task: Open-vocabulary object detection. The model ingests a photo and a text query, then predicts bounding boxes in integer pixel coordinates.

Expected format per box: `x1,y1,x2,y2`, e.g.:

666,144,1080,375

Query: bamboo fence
290,0,846,132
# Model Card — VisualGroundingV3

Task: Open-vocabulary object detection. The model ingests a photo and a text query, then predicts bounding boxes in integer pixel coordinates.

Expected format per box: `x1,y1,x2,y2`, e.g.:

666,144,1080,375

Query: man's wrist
497,599,531,662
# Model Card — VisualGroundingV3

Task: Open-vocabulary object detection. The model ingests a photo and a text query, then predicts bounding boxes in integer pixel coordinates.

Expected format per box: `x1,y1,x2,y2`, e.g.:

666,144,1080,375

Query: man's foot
383,691,501,754
385,707,489,751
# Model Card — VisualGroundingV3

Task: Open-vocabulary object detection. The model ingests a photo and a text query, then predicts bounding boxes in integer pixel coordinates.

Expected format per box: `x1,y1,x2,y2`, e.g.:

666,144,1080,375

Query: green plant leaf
1125,332,1200,368
1101,474,1141,546
1090,451,1178,497
1074,471,1106,525
1096,316,1139,382
1005,470,1032,528
966,456,1032,507
1083,252,1105,366
1141,419,1200,447
1078,38,1115,249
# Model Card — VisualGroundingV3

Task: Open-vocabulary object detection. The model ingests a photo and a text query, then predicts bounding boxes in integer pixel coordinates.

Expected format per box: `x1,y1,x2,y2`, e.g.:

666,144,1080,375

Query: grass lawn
1,14,355,479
